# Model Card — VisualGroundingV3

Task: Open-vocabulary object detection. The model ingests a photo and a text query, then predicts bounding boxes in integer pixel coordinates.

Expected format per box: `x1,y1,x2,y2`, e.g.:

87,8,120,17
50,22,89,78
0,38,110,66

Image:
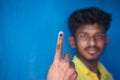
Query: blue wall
0,0,120,80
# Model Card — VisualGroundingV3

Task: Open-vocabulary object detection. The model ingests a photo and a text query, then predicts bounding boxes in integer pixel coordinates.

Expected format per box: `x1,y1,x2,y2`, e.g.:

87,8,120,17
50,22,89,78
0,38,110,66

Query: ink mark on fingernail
59,31,63,37
60,33,63,37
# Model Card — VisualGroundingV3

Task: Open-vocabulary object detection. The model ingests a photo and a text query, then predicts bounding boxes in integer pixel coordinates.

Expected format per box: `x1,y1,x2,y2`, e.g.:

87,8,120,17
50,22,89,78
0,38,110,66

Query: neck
77,55,98,73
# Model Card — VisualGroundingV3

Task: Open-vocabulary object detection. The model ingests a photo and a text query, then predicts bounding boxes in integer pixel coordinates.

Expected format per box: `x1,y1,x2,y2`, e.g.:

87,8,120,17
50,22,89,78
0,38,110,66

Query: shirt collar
73,56,110,77
72,56,91,75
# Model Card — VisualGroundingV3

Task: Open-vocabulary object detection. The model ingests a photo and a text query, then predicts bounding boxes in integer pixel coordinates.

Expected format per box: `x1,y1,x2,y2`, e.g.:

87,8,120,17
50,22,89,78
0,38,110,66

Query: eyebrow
78,31,105,34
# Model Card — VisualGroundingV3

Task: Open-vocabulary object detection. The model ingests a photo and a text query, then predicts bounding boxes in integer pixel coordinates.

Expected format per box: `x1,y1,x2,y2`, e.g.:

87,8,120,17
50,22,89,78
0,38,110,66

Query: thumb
64,53,71,62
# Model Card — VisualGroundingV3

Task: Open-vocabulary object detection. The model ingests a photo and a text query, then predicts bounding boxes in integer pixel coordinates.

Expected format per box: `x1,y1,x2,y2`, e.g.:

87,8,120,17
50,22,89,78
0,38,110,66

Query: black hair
68,7,112,36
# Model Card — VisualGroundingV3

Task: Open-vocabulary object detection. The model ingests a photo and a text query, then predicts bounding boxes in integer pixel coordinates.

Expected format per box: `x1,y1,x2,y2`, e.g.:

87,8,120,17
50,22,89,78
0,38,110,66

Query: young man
47,7,114,80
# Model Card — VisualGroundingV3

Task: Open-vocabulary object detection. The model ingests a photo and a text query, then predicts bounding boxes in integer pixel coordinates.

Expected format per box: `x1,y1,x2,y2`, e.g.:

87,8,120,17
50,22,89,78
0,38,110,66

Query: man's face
73,23,108,61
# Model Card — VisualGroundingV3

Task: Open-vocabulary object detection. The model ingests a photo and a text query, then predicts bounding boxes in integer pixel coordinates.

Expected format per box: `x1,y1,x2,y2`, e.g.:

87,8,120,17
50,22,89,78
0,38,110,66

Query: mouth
86,48,98,55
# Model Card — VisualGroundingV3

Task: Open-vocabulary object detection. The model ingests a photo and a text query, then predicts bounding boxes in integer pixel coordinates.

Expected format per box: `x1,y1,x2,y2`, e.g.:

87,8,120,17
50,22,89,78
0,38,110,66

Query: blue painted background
0,0,120,80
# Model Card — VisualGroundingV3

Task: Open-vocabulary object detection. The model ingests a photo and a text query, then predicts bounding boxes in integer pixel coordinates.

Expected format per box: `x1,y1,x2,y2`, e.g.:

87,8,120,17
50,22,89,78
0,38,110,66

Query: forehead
76,23,105,34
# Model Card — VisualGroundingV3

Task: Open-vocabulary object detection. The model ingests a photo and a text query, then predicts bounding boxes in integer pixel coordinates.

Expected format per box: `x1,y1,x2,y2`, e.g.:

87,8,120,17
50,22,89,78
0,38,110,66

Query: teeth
89,51,95,53
87,49,97,54
89,50,96,53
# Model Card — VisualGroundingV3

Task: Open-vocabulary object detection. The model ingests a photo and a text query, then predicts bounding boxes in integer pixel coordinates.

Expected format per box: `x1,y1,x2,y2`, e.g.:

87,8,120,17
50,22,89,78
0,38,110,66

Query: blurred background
0,0,120,80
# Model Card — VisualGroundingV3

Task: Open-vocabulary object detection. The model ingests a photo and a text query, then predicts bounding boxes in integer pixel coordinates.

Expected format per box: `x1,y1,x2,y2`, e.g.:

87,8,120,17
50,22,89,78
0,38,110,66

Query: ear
69,36,76,48
105,36,109,45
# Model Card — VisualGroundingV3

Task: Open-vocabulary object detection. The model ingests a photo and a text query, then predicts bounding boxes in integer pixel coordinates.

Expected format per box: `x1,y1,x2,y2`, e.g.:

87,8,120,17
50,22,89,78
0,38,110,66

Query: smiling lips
86,48,98,55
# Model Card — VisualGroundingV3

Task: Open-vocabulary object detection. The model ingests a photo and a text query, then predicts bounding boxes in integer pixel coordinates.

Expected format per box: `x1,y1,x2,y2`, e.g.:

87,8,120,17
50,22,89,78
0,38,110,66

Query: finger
64,67,77,80
64,53,71,62
70,71,78,80
54,31,64,59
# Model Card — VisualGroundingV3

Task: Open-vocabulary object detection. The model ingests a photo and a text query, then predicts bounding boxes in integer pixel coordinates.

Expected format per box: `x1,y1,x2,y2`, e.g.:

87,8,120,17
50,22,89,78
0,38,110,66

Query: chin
85,53,101,61
86,57,99,62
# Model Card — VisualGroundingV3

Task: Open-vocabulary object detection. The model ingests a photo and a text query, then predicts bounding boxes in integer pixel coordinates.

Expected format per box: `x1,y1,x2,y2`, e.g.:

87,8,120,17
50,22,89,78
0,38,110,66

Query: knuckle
70,68,77,75
54,59,60,65
69,67,75,72
74,71,78,76
64,62,70,67
74,73,78,80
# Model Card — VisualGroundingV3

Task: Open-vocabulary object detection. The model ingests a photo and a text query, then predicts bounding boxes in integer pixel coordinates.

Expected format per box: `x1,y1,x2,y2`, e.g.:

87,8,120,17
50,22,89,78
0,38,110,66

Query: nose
88,37,96,46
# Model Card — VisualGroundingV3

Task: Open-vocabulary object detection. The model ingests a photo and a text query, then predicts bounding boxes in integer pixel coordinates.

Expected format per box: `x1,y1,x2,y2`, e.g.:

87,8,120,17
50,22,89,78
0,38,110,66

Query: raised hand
47,31,77,80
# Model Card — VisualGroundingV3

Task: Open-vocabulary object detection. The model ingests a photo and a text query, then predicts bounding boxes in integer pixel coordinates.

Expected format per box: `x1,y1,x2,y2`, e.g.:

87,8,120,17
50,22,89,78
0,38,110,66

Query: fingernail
60,33,63,37
59,31,63,37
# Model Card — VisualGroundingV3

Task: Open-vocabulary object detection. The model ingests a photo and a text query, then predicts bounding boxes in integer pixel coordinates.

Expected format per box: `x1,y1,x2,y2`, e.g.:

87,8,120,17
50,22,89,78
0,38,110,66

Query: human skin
69,23,108,78
47,23,108,80
47,31,77,80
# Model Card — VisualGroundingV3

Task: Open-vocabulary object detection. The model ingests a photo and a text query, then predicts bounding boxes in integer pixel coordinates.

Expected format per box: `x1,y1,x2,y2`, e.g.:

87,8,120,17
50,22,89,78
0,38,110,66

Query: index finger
54,31,64,59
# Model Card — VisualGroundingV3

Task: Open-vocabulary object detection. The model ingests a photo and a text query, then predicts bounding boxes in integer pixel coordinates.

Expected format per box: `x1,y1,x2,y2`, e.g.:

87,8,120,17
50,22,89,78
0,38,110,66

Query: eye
95,33,105,40
79,33,88,40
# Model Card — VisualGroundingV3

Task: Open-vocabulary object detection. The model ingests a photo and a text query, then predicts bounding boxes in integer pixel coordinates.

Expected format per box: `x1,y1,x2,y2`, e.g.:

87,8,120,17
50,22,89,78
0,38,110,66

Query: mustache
85,46,100,51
